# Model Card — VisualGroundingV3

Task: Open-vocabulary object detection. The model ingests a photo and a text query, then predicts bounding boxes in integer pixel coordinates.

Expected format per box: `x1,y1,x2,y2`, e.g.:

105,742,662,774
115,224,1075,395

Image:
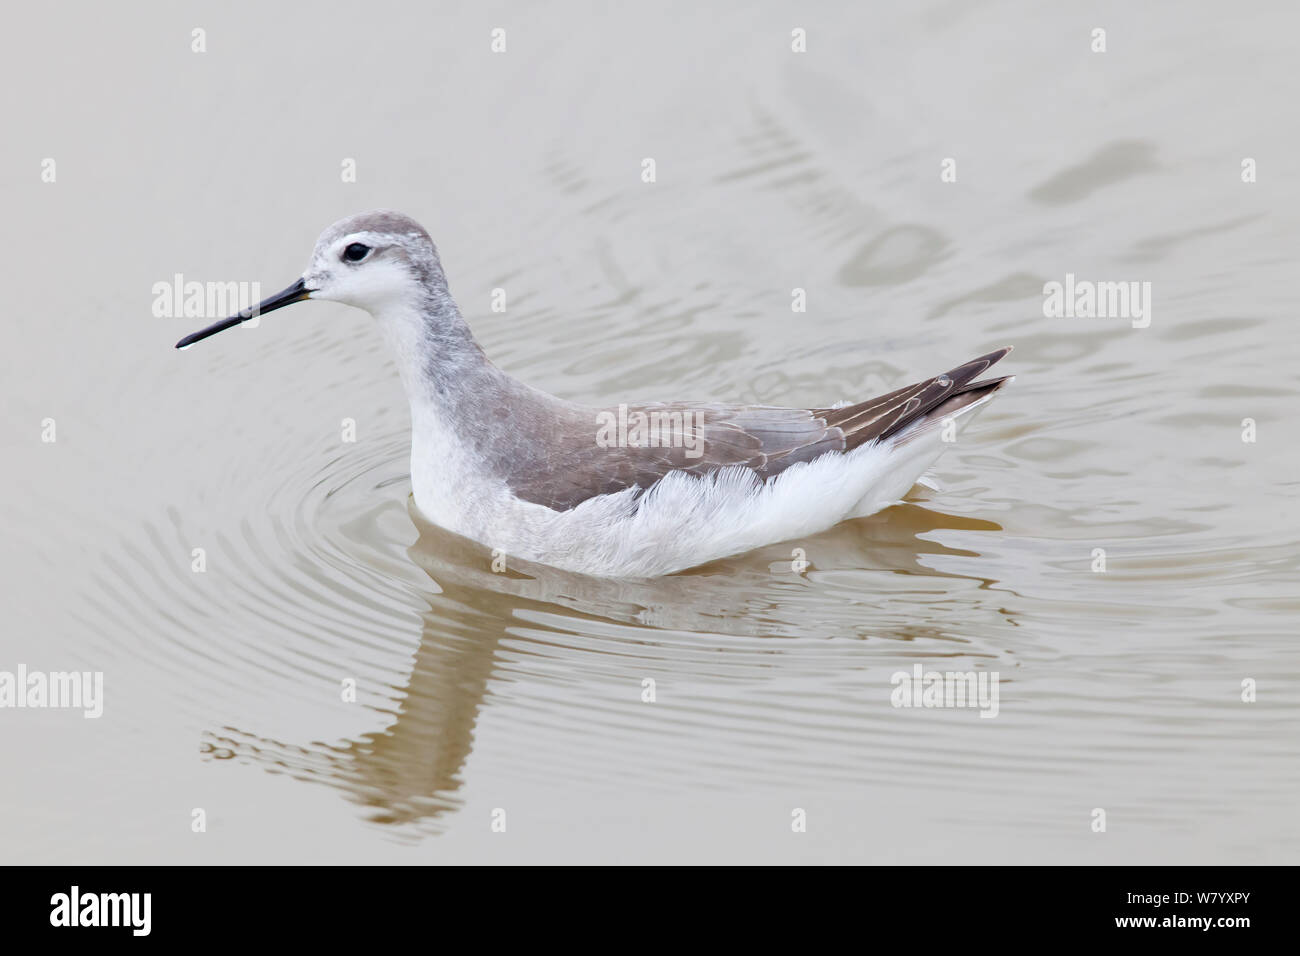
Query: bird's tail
847,366,1013,517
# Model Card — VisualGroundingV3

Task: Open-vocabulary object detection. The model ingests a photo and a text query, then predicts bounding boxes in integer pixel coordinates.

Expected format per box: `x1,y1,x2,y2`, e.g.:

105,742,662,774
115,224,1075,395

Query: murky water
3,2,1298,863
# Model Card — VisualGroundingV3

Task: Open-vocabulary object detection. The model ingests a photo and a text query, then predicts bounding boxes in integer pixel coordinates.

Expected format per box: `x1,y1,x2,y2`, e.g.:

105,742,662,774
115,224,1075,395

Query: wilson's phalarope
177,210,1013,577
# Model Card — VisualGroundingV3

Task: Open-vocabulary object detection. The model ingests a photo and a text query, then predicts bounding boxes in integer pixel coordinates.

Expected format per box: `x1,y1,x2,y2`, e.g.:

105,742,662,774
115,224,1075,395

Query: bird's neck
372,287,499,413
372,285,573,452
370,285,576,527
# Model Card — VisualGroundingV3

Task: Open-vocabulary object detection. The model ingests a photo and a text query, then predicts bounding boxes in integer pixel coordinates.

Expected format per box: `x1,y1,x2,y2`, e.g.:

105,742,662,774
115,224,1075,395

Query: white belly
413,439,904,577
408,392,995,578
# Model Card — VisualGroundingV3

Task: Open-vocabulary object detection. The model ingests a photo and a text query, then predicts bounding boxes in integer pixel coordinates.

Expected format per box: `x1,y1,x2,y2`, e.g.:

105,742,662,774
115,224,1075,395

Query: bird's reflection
202,498,1012,837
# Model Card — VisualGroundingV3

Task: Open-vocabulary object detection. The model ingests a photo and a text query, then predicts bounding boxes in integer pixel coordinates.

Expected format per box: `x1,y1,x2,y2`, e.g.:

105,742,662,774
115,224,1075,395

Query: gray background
1,1,1297,863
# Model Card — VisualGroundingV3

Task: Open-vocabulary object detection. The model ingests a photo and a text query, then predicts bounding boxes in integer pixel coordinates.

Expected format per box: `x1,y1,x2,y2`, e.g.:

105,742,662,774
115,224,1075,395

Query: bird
177,210,1013,578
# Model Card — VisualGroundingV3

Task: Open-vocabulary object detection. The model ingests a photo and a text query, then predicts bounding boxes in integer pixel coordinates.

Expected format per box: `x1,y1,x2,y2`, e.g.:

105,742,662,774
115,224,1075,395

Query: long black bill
174,278,311,349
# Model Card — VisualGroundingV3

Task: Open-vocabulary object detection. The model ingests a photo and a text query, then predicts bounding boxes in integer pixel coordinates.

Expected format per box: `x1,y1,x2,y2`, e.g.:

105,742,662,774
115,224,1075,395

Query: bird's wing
507,347,1011,512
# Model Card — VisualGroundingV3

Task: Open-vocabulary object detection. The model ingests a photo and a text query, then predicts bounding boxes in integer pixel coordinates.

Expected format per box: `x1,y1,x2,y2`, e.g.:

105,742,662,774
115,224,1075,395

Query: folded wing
509,347,1012,511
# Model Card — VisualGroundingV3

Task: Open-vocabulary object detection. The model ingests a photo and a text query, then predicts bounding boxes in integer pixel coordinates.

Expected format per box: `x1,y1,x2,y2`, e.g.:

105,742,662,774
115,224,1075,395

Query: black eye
343,242,371,262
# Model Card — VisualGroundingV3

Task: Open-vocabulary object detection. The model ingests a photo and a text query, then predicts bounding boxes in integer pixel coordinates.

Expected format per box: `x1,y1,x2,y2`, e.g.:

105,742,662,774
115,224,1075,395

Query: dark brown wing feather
509,347,1012,511
811,346,1012,450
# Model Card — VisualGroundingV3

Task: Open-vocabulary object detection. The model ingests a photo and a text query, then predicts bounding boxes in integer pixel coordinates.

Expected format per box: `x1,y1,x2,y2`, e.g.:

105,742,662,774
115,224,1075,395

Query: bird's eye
343,242,371,262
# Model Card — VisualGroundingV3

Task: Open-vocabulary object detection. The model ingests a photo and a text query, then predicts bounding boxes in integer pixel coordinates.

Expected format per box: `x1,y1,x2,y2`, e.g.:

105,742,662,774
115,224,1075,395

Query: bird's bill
174,278,311,349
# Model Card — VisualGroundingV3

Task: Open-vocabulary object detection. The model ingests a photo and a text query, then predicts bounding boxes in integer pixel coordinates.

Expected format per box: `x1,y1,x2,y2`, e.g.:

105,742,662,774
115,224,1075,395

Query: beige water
2,1,1298,863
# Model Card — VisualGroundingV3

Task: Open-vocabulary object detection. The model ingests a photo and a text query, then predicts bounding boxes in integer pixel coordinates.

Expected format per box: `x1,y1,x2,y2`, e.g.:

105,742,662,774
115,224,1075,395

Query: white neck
366,291,510,531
